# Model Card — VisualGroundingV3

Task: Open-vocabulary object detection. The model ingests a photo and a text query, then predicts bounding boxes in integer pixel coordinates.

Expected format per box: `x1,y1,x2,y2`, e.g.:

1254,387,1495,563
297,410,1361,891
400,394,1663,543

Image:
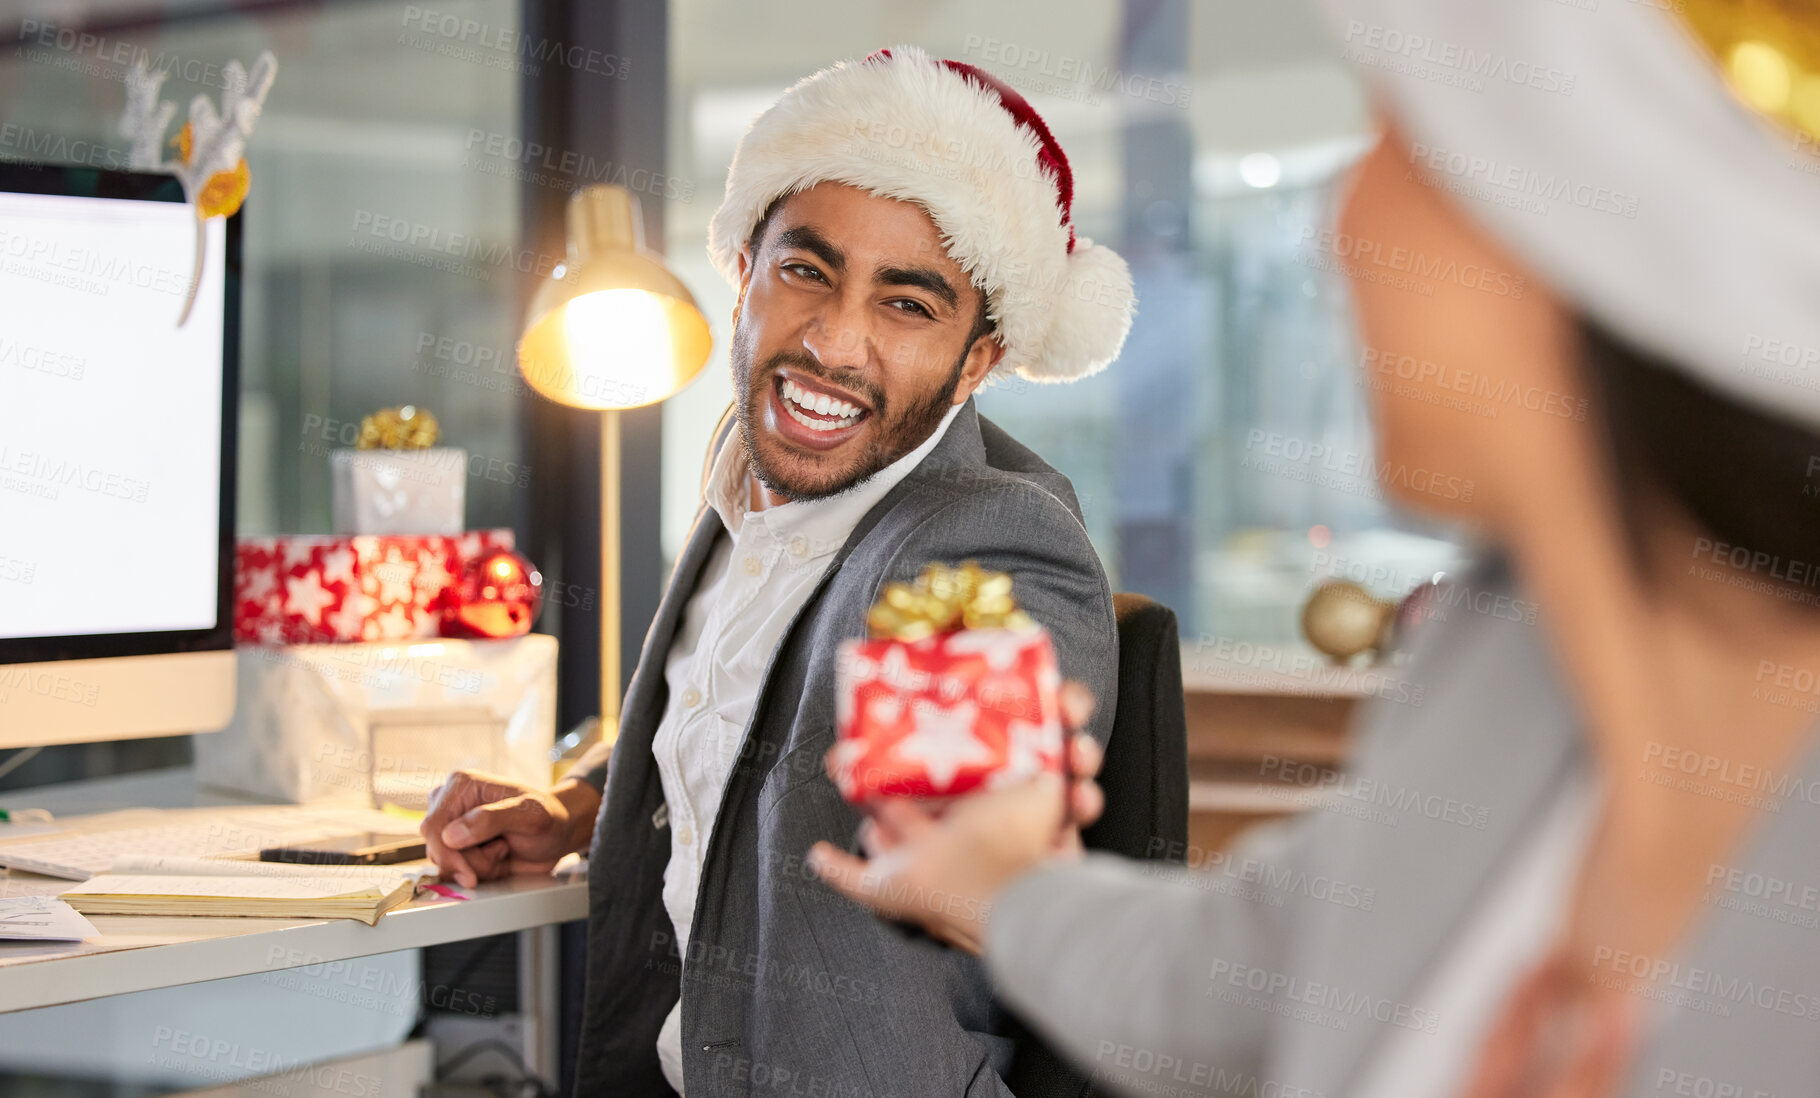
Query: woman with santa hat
812,1,1820,1094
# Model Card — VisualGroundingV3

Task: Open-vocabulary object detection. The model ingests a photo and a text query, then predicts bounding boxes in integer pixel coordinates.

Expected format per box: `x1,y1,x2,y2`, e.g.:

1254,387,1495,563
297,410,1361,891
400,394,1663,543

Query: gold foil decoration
1675,0,1820,150
174,122,253,220
195,160,251,220
355,405,440,450
865,561,1034,641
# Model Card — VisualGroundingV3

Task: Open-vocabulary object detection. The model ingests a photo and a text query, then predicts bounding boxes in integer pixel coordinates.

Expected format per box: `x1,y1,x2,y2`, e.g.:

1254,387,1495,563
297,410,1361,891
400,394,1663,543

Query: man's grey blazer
986,555,1820,1097
568,397,1119,1097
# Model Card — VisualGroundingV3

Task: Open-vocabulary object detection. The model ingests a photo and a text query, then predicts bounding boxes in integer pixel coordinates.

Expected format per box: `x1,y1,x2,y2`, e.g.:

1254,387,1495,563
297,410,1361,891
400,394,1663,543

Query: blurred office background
660,1,1469,649
1,0,1463,732
0,2,1467,1094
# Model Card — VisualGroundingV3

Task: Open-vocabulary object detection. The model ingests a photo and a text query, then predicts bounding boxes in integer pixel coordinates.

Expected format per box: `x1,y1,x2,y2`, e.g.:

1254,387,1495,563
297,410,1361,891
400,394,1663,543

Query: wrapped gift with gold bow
830,562,1066,804
329,406,468,536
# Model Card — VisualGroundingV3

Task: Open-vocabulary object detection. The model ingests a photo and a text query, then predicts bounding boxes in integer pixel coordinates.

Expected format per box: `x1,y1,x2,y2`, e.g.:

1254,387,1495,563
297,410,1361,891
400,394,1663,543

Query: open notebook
58,856,433,927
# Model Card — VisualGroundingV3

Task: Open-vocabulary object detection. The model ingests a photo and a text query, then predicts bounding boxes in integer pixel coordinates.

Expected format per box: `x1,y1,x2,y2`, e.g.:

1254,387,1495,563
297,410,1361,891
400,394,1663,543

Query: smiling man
730,183,997,506
420,45,1135,1097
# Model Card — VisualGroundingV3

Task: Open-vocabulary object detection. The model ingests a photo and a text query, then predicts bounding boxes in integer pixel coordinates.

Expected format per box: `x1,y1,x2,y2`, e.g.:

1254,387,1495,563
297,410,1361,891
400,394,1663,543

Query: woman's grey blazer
988,558,1820,1097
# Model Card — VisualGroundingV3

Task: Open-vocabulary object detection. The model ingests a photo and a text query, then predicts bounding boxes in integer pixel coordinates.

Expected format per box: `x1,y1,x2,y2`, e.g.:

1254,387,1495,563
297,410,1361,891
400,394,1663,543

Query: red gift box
830,625,1065,803
234,529,514,644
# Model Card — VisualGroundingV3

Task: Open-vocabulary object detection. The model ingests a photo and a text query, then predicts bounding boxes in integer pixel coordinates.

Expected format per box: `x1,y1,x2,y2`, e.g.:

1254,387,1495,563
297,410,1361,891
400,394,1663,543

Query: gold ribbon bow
865,561,1034,642
355,405,440,450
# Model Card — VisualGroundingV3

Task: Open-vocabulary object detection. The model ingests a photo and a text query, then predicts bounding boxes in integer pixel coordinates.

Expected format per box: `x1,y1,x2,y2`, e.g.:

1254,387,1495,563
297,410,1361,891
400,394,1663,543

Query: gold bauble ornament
1300,580,1395,663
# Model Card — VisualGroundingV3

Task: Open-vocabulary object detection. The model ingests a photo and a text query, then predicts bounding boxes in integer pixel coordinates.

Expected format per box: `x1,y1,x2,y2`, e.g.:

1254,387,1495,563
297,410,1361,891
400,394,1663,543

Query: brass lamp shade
518,185,712,411
518,184,711,756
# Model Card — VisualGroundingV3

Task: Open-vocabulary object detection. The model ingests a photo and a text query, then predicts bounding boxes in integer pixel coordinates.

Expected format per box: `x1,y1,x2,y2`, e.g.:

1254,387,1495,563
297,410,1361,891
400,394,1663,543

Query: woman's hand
808,682,1104,954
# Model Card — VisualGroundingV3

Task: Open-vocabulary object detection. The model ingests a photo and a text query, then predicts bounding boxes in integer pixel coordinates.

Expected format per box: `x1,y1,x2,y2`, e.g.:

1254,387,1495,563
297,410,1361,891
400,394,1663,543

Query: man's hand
420,769,602,888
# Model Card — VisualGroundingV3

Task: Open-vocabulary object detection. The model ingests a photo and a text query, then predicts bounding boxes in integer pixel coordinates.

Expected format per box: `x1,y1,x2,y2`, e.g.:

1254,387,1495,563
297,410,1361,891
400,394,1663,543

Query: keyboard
0,805,412,881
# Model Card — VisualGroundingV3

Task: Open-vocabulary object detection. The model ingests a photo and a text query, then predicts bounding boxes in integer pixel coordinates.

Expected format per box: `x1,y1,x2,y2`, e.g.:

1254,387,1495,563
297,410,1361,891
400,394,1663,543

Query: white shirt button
681,686,702,708
677,825,695,846
743,555,762,576
789,536,808,558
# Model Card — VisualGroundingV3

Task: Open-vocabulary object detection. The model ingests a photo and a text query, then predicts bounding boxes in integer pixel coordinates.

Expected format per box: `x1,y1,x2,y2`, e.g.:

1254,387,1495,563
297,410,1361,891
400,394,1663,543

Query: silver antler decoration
118,51,277,325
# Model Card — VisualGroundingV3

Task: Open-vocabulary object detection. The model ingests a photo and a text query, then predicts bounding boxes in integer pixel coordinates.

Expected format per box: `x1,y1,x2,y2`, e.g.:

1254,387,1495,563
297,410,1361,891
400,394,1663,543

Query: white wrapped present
330,447,466,536
195,634,557,809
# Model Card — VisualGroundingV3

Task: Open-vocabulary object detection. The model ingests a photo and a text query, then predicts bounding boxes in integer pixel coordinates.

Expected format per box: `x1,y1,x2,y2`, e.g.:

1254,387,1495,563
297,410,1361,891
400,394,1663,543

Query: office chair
1003,592,1191,1098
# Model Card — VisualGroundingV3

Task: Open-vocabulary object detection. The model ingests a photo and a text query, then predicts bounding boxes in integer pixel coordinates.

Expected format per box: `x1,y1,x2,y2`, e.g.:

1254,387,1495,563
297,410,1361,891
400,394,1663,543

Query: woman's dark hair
1582,317,1820,591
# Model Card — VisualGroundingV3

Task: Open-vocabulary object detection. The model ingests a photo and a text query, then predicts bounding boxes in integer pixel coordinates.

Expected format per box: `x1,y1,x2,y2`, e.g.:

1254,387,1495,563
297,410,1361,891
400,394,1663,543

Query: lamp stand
598,409,622,750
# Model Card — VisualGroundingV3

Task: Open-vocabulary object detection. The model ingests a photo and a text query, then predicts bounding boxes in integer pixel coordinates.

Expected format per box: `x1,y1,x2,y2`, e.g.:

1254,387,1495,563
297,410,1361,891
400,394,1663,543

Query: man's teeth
781,379,863,431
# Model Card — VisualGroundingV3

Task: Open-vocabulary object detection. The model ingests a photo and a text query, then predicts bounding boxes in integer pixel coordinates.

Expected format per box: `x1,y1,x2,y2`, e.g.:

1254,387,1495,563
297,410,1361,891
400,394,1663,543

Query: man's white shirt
653,402,965,1092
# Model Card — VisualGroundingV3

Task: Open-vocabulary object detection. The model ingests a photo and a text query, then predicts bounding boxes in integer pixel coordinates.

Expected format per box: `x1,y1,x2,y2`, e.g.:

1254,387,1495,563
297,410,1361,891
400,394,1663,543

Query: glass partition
1,0,526,541
0,0,529,779
662,0,1467,653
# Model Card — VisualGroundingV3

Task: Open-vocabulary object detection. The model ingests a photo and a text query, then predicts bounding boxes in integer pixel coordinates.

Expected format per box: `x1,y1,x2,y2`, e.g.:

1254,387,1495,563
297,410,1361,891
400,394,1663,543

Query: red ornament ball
446,550,543,638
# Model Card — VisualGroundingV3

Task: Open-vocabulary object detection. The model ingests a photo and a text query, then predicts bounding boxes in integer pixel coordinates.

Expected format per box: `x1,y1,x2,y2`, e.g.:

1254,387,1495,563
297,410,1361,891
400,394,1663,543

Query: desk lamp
518,184,713,749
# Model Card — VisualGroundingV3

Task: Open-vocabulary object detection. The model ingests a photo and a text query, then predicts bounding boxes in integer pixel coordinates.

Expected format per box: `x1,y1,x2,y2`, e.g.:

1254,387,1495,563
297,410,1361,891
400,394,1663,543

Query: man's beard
729,326,968,503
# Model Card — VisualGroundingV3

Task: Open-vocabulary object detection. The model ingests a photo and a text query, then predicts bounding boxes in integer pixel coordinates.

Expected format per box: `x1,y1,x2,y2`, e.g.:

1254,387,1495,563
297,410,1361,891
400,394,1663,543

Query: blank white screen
0,189,225,640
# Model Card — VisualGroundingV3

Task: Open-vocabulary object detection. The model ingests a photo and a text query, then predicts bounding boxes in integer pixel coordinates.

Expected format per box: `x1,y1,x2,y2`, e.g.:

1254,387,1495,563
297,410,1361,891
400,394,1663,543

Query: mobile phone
259,832,428,866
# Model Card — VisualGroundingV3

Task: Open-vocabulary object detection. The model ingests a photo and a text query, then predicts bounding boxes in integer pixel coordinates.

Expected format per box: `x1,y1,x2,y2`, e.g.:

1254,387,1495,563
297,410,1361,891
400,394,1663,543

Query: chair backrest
1003,592,1190,1098
1084,593,1190,859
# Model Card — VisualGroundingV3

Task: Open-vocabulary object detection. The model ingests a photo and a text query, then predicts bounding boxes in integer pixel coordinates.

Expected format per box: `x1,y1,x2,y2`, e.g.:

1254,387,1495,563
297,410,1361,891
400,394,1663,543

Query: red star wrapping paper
234,530,514,644
830,624,1065,804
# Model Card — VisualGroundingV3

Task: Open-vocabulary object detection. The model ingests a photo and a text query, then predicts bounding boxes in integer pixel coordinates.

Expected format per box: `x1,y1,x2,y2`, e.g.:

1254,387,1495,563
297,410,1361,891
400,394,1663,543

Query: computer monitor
0,163,239,747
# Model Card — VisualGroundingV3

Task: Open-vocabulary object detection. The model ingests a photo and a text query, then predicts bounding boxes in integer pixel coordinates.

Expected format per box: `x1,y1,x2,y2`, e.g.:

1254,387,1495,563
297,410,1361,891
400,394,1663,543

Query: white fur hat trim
707,45,1136,383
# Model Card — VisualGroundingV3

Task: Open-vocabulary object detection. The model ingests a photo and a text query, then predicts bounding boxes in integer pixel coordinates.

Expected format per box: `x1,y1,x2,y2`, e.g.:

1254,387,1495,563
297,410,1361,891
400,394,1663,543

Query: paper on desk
109,855,434,885
0,820,60,840
62,872,404,902
0,896,98,941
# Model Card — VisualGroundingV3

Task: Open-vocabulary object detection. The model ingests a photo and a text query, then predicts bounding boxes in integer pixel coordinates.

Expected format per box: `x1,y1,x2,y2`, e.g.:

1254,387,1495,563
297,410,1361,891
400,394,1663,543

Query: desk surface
0,767,588,1014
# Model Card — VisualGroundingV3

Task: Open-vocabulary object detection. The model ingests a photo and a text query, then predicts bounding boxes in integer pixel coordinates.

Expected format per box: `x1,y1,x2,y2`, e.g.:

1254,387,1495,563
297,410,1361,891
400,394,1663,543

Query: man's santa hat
707,45,1137,384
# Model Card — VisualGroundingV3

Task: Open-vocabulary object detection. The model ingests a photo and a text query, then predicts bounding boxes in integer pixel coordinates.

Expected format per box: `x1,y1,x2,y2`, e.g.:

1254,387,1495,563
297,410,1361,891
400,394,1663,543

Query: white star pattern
370,604,416,639
891,700,994,790
238,535,514,643
864,692,905,728
281,538,320,570
414,560,445,597
240,562,278,606
874,644,931,693
371,557,418,604
319,545,355,586
988,718,1062,790
940,627,1034,671
327,588,377,639
282,571,336,626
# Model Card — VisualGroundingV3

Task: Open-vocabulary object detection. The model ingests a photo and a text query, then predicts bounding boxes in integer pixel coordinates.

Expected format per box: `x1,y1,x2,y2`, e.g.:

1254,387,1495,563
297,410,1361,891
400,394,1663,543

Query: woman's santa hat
707,45,1137,384
1320,0,1820,431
